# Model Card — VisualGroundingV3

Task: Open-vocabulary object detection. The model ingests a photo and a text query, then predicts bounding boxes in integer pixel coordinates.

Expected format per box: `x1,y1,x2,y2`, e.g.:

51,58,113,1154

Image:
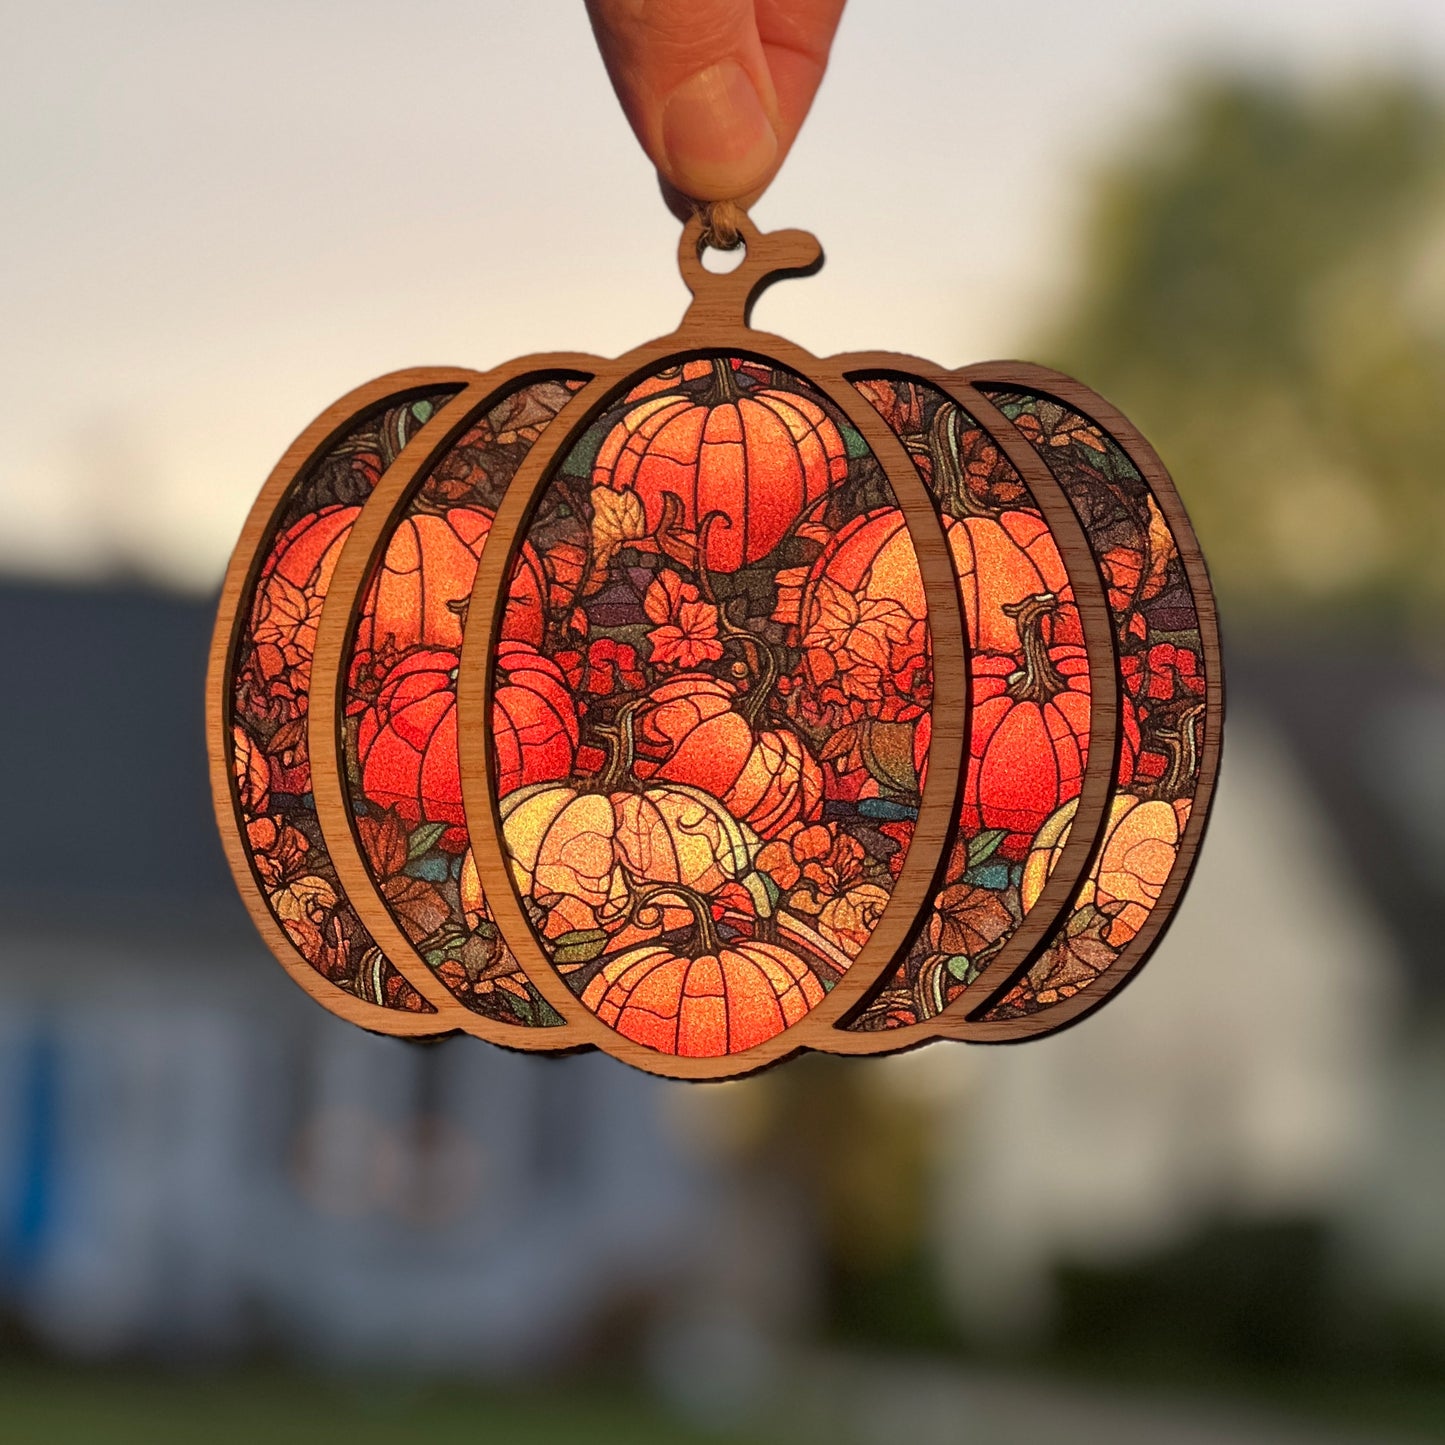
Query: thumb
586,0,781,203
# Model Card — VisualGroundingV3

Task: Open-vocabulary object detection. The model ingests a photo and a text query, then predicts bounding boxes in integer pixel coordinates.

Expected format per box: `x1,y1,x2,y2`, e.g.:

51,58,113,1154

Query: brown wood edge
954,362,1225,1042
205,368,478,1037
454,217,970,1079
802,356,1121,1055
309,355,606,1049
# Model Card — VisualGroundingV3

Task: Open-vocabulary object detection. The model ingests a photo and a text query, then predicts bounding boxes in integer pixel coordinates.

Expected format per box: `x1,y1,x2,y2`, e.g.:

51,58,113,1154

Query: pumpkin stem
1002,593,1067,703
928,400,995,520
695,511,728,605
710,355,742,405
595,699,643,791
677,216,823,329
697,509,780,728
1157,702,1204,802
737,632,779,728
629,882,721,958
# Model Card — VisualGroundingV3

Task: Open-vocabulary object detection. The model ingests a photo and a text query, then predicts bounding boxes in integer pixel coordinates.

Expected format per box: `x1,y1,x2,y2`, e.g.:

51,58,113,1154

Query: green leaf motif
407,822,450,860
966,829,1009,869
551,928,609,965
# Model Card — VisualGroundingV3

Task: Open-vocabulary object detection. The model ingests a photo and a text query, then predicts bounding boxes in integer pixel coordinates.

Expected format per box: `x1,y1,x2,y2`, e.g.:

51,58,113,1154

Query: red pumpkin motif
356,508,548,656
258,504,358,595
355,508,489,655
492,640,579,797
504,539,550,649
357,647,467,851
796,507,930,720
593,357,847,572
582,886,824,1057
252,504,359,671
945,510,1074,653
633,673,824,839
966,593,1091,860
915,398,1076,654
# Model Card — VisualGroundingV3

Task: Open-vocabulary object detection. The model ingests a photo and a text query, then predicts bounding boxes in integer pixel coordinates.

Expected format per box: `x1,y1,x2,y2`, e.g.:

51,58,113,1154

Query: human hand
586,0,846,215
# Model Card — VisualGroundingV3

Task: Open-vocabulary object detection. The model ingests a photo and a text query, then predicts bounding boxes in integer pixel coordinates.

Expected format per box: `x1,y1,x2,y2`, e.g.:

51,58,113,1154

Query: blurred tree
1045,78,1445,631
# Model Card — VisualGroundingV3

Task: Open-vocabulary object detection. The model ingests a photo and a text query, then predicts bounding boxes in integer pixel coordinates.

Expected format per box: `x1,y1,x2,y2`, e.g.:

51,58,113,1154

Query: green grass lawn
12,1351,1445,1445
0,1362,774,1445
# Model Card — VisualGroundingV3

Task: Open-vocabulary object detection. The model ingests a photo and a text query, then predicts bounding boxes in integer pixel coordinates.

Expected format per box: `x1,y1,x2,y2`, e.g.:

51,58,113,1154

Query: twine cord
695,198,745,251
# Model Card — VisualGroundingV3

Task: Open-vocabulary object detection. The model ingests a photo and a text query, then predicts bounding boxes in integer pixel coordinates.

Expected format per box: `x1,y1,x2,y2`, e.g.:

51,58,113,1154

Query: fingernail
661,59,778,199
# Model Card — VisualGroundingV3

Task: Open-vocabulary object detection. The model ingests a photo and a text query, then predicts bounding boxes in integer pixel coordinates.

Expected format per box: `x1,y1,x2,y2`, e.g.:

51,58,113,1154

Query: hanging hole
701,241,747,275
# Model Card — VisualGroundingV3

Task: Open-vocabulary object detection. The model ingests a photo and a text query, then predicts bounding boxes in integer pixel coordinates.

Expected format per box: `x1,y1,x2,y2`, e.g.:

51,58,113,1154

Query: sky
3,0,1445,591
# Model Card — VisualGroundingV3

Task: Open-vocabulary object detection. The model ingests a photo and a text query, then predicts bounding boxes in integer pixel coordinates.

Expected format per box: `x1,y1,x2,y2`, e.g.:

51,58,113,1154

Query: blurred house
0,578,742,1371
915,639,1444,1342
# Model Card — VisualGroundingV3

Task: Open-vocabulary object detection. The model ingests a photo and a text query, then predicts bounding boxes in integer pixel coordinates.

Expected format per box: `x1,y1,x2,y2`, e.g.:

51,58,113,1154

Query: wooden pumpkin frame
308,356,604,1049
457,222,971,1079
208,210,1223,1076
954,363,1224,1042
207,368,476,1037
811,357,1120,1053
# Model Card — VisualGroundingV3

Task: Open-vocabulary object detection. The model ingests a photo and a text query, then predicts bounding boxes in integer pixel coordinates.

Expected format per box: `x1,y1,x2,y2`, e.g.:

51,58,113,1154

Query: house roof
0,577,240,931
1226,637,1445,998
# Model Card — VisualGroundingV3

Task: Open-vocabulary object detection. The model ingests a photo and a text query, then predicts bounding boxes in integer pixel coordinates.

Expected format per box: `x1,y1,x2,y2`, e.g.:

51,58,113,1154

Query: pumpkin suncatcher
209,211,1221,1079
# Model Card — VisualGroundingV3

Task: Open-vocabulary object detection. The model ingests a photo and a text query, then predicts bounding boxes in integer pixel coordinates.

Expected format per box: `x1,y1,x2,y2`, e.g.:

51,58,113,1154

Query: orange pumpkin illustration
594,357,848,573
354,507,551,657
633,673,824,840
357,647,468,852
923,400,1075,654
355,507,490,655
965,593,1091,859
252,504,359,676
945,511,1073,654
582,885,824,1058
491,640,578,798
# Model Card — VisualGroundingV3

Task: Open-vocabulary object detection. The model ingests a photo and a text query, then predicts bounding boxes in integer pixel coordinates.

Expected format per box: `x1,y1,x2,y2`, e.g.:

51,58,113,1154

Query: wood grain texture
205,369,479,1037
455,214,970,1080
956,363,1225,1042
306,357,602,1049
801,358,1121,1054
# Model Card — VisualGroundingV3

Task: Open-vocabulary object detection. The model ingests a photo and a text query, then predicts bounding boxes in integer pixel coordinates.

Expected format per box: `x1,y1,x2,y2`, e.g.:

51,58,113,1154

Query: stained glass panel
490,355,934,1058
979,388,1207,1018
846,377,1092,1029
229,390,461,1010
342,378,586,1026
